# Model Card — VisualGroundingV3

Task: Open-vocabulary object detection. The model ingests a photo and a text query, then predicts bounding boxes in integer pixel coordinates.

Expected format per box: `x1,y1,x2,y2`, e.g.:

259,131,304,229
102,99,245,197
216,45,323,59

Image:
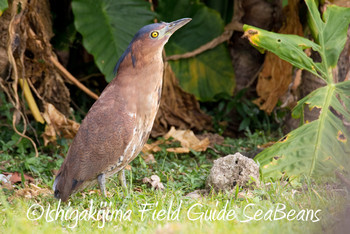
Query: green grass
0,132,349,233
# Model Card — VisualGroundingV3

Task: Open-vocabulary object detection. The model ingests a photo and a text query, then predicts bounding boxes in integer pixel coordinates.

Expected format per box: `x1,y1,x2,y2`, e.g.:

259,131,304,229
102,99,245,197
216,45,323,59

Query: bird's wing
59,82,135,183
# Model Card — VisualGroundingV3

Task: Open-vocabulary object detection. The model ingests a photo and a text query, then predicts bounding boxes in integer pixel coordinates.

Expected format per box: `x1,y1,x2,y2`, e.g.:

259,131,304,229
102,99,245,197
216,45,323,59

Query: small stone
142,175,165,190
206,152,259,192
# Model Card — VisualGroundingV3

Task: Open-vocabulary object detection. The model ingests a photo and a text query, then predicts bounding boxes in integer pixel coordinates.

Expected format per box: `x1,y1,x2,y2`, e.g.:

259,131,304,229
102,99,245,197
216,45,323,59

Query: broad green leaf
204,0,233,24
158,0,235,101
305,0,322,42
72,0,155,82
306,0,350,69
169,45,235,101
248,1,350,180
243,25,324,78
0,0,8,16
255,82,350,178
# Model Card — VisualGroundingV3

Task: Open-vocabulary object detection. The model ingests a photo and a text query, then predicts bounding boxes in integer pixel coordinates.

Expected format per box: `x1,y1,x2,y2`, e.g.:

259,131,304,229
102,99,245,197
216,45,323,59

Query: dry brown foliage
253,0,303,114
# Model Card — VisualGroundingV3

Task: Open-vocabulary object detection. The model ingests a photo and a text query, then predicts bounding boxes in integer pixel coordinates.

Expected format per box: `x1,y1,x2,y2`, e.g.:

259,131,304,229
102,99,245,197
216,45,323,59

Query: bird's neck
114,45,164,114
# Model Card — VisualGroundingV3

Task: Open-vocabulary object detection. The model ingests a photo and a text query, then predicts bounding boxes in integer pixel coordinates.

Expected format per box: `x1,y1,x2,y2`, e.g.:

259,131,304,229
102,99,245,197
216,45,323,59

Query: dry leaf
166,148,190,153
15,183,51,199
141,153,156,163
197,133,225,147
280,69,302,109
134,187,143,192
1,0,71,117
164,126,210,152
2,172,35,184
142,140,163,153
88,190,98,195
253,0,303,114
42,103,80,145
142,175,165,190
143,127,210,154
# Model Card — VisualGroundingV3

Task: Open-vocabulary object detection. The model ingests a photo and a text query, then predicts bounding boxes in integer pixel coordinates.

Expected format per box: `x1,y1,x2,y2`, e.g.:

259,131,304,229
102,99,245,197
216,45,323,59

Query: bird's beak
164,18,192,36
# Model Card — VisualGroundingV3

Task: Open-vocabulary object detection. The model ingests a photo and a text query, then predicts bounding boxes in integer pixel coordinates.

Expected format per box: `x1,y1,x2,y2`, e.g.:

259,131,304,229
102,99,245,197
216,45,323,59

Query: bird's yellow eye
150,31,159,38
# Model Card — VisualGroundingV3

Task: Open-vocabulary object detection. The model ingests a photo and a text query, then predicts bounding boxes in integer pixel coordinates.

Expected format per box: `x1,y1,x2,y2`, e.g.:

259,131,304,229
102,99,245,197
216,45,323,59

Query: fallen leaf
163,126,210,153
141,153,156,163
197,133,225,147
14,183,51,199
134,187,142,192
3,172,35,184
166,148,190,153
142,140,163,154
142,127,210,154
88,190,97,195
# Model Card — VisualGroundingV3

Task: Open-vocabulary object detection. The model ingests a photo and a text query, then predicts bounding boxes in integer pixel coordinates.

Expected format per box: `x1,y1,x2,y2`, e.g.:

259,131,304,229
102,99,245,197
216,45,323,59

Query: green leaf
169,45,235,101
158,0,235,101
243,25,323,78
0,0,8,16
203,0,233,24
255,82,350,179
306,0,350,69
72,0,155,82
246,1,350,180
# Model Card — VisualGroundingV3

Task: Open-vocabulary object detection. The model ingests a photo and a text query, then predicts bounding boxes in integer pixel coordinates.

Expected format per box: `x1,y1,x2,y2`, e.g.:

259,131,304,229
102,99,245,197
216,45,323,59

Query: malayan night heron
53,18,192,202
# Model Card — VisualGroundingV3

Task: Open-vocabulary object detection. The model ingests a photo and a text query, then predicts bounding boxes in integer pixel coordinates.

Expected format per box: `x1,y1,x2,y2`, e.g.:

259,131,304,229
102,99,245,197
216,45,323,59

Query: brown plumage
53,18,192,201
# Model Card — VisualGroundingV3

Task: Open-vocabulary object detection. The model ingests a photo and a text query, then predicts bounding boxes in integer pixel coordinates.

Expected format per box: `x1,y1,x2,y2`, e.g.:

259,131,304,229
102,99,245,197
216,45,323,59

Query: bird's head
133,18,192,46
114,18,191,74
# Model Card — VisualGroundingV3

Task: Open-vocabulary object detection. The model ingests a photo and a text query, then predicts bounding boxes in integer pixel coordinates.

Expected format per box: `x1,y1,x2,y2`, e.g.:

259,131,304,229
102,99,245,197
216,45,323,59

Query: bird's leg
97,173,106,197
118,169,127,188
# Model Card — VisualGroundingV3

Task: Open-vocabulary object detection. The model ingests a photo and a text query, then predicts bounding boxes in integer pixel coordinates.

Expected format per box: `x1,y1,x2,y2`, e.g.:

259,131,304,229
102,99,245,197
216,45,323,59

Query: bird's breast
103,58,163,177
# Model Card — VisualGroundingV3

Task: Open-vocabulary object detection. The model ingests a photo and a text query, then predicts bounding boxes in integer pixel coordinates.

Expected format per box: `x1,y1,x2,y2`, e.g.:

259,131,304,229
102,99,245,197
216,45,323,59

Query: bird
53,18,192,202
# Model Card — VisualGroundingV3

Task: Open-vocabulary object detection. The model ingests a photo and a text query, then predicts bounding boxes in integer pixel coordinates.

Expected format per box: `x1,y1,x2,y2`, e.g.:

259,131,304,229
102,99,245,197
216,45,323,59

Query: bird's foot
97,173,107,197
118,169,127,188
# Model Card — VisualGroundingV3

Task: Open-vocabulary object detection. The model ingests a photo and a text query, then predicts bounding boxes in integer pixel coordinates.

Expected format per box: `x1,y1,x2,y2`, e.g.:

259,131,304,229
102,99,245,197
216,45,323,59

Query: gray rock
206,152,259,192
